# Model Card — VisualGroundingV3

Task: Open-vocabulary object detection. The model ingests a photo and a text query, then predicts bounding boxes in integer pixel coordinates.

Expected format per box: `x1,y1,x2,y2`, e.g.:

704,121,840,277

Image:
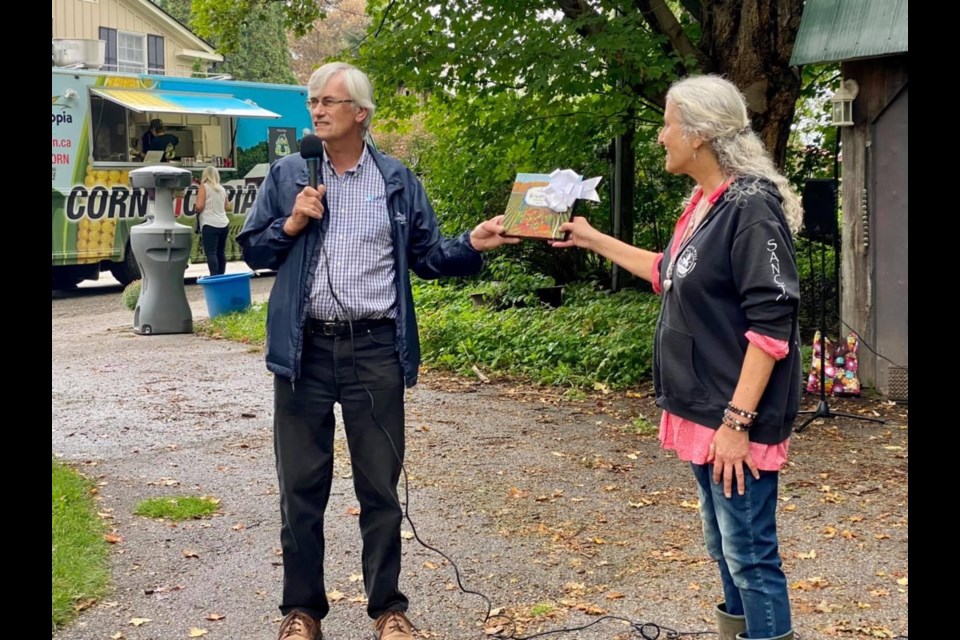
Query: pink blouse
651,183,790,471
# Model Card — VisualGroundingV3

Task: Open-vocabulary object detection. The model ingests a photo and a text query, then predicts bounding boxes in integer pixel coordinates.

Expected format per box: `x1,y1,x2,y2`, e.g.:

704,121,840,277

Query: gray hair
666,75,802,234
308,62,376,133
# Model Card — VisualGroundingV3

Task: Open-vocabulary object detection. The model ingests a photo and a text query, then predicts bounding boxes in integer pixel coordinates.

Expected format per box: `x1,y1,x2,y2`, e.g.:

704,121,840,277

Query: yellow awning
90,87,280,118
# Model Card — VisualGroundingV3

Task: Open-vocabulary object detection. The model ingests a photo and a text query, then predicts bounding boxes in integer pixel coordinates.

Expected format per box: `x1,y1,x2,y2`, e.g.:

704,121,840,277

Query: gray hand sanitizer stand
129,166,194,335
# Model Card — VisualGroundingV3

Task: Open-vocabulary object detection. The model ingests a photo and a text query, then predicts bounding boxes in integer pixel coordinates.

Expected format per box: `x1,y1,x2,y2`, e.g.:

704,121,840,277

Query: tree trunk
699,0,804,168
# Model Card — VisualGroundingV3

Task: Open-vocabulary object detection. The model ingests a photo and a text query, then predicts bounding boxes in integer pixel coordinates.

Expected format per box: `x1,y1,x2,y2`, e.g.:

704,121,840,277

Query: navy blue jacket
654,176,803,445
237,145,484,387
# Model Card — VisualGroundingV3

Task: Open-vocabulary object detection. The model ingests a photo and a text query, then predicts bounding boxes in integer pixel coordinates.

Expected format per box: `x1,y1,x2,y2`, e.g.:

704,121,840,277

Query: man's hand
284,185,326,236
469,215,520,252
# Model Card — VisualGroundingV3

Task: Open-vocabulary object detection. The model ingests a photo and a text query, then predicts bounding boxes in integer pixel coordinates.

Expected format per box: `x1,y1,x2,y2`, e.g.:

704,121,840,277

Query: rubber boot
735,630,794,640
715,603,746,640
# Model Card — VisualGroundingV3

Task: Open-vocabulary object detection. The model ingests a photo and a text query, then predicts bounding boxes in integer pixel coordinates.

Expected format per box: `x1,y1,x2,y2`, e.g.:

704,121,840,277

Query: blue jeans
692,463,792,639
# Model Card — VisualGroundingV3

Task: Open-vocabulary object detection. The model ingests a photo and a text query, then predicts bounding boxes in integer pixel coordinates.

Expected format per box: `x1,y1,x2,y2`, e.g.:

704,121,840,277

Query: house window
147,34,165,75
99,27,117,71
117,31,146,74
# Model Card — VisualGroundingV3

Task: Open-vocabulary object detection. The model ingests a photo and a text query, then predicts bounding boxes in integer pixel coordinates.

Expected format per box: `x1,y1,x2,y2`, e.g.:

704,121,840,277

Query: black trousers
200,225,229,276
273,322,408,620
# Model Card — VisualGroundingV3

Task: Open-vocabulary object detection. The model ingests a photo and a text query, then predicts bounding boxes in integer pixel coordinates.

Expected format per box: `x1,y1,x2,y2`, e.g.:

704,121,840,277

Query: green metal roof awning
791,0,908,66
90,87,281,118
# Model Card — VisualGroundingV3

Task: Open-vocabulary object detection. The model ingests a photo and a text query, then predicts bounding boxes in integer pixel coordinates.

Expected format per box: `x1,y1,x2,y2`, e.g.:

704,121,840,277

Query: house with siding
52,0,222,77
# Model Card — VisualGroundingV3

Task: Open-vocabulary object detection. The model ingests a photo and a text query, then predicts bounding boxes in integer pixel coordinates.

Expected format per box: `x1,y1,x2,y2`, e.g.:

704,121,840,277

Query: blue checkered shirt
308,144,397,320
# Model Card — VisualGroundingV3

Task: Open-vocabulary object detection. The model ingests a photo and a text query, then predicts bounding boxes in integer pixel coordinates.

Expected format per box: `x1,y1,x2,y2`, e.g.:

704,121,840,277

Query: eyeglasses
306,97,355,110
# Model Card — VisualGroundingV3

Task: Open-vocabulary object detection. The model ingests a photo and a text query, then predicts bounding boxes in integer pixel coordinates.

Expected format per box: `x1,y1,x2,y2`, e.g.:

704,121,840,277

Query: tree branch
556,0,606,39
632,0,709,71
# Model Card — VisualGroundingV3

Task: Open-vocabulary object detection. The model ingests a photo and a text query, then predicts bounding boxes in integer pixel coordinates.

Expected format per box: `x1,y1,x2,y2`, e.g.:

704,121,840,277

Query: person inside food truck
141,118,180,162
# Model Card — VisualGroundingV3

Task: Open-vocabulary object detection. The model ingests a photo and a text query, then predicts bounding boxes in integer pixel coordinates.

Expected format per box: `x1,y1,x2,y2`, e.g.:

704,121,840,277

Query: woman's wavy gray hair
666,75,802,234
308,62,376,133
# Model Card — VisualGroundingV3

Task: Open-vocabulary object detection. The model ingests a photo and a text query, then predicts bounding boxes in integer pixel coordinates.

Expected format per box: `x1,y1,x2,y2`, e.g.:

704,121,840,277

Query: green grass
627,415,658,435
194,301,267,346
528,602,556,617
134,495,221,520
52,459,110,631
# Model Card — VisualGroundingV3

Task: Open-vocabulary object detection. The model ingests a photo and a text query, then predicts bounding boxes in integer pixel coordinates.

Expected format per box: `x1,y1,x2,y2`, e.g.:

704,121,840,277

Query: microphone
300,134,324,189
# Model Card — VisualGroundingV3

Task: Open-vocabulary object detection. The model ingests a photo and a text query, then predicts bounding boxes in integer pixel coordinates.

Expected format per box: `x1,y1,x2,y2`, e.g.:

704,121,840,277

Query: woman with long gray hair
554,74,801,640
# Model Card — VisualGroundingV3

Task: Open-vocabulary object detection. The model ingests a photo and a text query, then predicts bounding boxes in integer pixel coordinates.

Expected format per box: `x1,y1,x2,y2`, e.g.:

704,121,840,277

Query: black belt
307,318,394,337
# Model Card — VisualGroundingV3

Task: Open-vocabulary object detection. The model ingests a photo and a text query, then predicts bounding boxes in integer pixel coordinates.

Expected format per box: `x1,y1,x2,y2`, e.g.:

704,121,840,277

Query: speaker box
802,179,839,243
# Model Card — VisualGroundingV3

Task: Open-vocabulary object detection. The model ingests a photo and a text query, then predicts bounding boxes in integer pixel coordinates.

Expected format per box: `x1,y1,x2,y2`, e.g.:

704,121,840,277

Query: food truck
52,66,311,288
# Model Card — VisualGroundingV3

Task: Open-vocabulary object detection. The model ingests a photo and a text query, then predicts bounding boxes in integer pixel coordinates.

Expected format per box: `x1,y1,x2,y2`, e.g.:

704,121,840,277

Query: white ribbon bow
540,169,602,212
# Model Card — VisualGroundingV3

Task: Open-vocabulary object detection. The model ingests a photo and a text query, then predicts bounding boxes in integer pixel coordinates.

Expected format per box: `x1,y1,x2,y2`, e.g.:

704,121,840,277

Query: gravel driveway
52,274,908,640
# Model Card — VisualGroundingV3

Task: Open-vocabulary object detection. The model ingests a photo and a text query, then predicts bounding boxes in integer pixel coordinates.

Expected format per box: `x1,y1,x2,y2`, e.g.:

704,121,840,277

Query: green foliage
795,236,839,342
190,0,323,56
236,142,269,181
134,495,220,520
52,459,110,630
160,0,299,83
414,280,660,388
785,63,842,191
197,285,658,388
214,2,298,84
121,279,141,310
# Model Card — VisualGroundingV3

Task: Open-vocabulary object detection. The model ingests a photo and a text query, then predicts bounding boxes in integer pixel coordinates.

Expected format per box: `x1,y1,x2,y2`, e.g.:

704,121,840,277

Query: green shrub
121,280,141,310
414,280,660,388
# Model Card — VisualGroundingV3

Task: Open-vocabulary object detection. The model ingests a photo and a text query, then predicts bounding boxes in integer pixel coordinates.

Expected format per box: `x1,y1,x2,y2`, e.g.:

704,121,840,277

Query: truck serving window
91,95,132,162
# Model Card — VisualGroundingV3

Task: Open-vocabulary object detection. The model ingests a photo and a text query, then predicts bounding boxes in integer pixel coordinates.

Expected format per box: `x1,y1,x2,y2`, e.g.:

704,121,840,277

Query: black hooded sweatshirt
653,176,803,445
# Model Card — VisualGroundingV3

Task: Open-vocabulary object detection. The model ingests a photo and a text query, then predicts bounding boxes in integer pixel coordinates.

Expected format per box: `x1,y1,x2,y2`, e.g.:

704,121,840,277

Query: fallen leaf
400,530,414,540
129,618,151,626
796,550,817,559
347,506,361,516
783,504,797,511
424,561,439,570
182,549,199,559
232,523,245,531
206,613,225,621
188,628,208,637
327,590,345,602
105,533,123,544
73,598,97,612
111,633,124,639
896,577,908,586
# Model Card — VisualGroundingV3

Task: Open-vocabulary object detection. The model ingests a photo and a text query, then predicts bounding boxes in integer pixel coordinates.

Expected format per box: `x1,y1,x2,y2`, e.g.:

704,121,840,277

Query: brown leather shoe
374,610,414,640
277,610,322,640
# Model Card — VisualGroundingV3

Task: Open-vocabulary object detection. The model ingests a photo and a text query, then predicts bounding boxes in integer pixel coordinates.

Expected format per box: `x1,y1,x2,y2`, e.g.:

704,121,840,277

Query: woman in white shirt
195,166,232,275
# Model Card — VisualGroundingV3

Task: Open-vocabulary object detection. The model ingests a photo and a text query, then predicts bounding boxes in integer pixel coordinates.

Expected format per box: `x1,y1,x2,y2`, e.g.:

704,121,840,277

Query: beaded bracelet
722,410,752,432
727,401,759,421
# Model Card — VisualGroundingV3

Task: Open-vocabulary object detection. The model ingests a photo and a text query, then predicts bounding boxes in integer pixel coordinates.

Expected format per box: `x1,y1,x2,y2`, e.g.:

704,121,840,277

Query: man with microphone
237,62,518,640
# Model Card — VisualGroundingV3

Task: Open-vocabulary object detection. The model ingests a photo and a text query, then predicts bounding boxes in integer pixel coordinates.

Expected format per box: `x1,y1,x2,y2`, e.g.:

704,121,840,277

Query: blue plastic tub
197,271,253,318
